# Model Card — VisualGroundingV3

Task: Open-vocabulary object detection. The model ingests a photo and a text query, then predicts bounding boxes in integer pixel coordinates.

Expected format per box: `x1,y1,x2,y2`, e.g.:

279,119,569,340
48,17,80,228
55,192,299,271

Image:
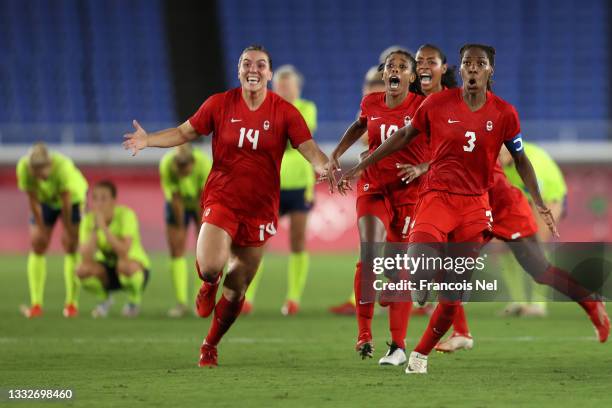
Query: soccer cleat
328,301,356,316
20,304,43,318
198,343,218,367
241,300,253,315
62,303,78,318
405,351,428,374
167,303,188,318
91,297,113,318
378,342,407,366
355,335,374,360
586,301,610,343
122,303,140,318
195,274,221,318
434,333,474,353
411,303,434,317
499,302,525,317
519,304,547,318
281,300,299,316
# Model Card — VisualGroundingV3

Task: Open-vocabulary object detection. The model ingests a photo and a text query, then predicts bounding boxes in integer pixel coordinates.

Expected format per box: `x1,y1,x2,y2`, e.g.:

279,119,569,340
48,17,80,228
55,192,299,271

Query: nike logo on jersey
370,116,381,121
231,118,242,123
448,119,460,124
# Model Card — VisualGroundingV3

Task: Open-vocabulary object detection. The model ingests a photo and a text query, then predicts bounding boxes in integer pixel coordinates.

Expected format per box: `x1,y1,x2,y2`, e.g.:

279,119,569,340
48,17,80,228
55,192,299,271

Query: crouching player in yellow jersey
17,143,88,318
76,180,150,318
499,142,568,317
242,65,318,315
159,144,211,317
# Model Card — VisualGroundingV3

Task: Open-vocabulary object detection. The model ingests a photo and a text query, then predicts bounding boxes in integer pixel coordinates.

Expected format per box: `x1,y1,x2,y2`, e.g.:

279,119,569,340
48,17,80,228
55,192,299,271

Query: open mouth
468,78,477,86
419,73,432,85
247,76,260,85
389,76,400,89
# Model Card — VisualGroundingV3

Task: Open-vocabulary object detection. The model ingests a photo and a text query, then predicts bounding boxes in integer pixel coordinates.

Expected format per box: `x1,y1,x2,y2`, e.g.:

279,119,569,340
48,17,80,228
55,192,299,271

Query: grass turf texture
1,253,611,408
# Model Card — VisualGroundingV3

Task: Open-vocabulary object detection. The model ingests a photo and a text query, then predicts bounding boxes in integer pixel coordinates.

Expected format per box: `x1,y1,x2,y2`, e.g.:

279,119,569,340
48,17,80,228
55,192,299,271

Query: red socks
452,304,470,336
205,295,245,346
354,262,374,340
389,301,412,349
415,300,461,355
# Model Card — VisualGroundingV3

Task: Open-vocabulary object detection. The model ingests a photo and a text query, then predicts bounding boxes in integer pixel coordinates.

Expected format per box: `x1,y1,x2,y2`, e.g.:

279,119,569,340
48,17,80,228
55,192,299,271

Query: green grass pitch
1,253,611,407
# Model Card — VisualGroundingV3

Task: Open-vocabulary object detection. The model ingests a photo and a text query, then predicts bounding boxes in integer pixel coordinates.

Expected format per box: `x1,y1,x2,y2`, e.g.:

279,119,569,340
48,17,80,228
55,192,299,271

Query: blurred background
1,0,611,255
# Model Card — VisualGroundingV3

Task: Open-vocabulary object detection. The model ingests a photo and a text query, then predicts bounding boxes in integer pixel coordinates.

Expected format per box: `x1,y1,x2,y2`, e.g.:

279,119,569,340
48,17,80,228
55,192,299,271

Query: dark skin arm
325,120,368,191
511,151,559,237
397,162,429,184
337,124,420,194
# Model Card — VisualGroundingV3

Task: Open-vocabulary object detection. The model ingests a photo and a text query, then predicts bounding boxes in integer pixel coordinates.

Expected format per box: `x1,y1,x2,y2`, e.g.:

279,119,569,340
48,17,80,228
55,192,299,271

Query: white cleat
519,304,547,317
405,351,428,374
122,302,140,318
378,342,407,366
167,303,188,318
434,333,474,353
91,297,113,318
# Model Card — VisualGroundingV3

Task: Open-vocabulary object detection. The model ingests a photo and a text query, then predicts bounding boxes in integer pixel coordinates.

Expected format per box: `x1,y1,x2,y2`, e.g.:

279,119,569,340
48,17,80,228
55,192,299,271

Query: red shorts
355,196,415,243
490,184,538,241
387,203,416,243
201,203,277,247
409,190,492,243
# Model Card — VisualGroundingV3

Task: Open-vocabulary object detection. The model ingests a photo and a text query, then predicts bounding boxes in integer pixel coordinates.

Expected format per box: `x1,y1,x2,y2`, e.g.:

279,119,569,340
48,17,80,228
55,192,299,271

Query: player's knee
117,259,138,276
76,263,93,279
196,257,224,281
61,235,78,253
31,235,49,254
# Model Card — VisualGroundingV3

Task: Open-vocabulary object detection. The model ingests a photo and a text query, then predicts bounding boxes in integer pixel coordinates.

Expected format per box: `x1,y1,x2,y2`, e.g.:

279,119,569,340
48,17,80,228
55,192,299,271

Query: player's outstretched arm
327,120,368,193
338,125,420,191
122,120,199,156
297,140,333,191
512,151,559,237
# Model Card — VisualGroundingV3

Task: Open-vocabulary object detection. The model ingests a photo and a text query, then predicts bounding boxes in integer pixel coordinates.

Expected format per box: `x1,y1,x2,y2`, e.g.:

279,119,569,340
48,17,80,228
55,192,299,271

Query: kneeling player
76,181,150,318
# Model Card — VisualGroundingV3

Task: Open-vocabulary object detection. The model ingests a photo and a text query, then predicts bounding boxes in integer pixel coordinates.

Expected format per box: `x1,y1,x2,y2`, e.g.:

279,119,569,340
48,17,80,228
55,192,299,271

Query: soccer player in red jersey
435,160,610,351
339,44,558,373
123,45,330,367
327,50,426,365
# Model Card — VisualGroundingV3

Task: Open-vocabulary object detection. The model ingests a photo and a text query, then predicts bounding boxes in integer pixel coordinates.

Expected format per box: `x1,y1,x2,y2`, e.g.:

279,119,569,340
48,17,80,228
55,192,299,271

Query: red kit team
123,43,609,372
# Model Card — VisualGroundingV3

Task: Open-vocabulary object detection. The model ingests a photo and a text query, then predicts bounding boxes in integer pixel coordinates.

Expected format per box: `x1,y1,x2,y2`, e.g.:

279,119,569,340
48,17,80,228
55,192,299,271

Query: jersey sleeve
409,96,432,134
357,96,368,125
120,208,139,240
16,157,33,192
159,154,177,201
188,94,223,136
285,103,312,148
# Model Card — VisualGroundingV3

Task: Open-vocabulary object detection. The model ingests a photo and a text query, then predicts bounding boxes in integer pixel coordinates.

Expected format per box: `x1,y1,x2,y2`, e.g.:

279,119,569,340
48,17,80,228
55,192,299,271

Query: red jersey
358,91,428,205
410,88,521,196
189,88,312,220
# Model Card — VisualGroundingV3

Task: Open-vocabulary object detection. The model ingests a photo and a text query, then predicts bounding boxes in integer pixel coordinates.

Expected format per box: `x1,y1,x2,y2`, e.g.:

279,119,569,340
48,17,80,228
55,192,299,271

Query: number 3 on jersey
463,131,476,152
380,124,399,143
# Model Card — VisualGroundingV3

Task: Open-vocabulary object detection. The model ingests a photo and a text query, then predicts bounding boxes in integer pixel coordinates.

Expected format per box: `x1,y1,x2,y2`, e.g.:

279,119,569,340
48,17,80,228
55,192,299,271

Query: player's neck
462,88,487,112
385,91,408,109
423,84,443,96
242,88,268,111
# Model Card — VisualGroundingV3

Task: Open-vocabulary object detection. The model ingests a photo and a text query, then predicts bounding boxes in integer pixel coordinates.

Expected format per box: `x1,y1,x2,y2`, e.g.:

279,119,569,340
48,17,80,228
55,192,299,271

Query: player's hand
396,163,425,184
337,167,358,195
122,120,148,156
322,157,341,193
536,205,559,238
94,211,106,229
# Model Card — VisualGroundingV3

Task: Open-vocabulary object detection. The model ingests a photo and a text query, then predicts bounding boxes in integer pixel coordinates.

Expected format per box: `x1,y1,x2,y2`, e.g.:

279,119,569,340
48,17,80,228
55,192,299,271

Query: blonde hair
28,142,51,168
173,144,194,169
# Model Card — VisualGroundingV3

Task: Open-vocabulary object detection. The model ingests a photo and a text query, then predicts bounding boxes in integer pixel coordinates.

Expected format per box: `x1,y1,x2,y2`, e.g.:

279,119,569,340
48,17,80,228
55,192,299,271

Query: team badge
363,184,369,192
486,121,493,131
263,120,270,130
204,208,211,217
404,116,411,126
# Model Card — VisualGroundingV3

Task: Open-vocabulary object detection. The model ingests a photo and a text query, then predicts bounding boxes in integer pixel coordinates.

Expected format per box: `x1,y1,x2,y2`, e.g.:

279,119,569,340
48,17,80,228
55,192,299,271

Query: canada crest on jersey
404,115,411,126
263,120,270,130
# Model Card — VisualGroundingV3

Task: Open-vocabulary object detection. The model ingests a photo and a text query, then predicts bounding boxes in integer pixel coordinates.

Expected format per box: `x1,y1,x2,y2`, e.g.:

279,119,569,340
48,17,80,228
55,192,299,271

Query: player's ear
442,63,448,74
408,72,416,83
